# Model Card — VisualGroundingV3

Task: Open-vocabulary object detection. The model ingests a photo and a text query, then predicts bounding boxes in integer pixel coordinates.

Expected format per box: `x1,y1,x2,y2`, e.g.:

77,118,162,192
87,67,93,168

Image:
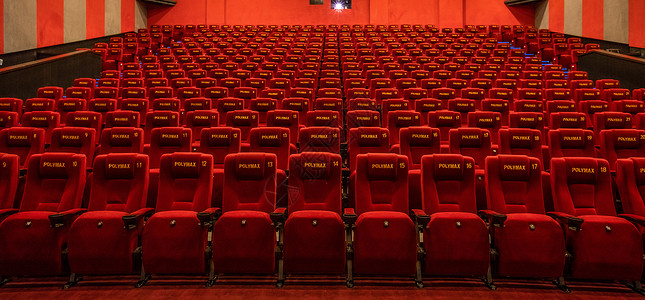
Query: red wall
148,0,534,27
629,0,645,48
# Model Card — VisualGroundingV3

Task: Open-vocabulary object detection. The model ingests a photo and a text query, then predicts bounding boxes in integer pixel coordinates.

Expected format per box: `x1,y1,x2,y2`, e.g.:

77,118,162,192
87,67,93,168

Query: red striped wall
85,0,105,39
582,0,603,40
629,0,645,48
121,0,135,33
37,0,65,48
548,0,564,33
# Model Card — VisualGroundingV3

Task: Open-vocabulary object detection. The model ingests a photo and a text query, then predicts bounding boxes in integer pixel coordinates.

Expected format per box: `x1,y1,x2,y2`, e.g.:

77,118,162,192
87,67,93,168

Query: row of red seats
0,151,644,292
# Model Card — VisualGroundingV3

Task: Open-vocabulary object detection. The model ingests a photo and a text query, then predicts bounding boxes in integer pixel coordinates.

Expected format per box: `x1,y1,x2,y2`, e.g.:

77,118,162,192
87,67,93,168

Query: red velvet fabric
106,111,140,128
599,129,645,171
593,112,632,141
0,153,18,209
549,112,586,130
142,211,209,274
212,210,276,274
284,210,345,274
424,212,489,276
249,127,291,170
144,111,180,144
0,153,86,276
20,111,61,144
387,110,421,145
225,110,259,143
266,110,300,144
353,211,416,275
427,110,460,143
0,127,45,168
548,129,596,159
199,127,241,168
99,127,144,155
551,157,643,281
49,127,96,165
448,128,492,168
65,111,102,135
348,127,390,171
185,110,219,143
399,127,441,169
299,127,341,154
148,127,192,169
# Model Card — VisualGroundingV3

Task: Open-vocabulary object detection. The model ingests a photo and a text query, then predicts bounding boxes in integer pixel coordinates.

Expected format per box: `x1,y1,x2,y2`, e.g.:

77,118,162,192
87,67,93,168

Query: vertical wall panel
548,0,564,33
604,0,629,44
535,0,549,29
134,0,147,30
64,0,86,43
629,0,645,48
0,0,4,54
105,0,120,36
438,0,463,29
563,0,582,37
4,0,37,53
582,0,603,40
37,0,64,48
206,0,225,25
86,0,104,39
121,0,135,33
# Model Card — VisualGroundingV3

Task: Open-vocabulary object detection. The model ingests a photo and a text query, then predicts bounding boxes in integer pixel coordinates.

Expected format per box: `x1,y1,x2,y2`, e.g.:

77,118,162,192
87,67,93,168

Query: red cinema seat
98,127,144,155
0,112,19,129
139,153,215,286
347,110,380,130
467,111,502,146
105,111,140,128
498,128,543,164
550,157,643,283
148,127,191,170
420,154,489,282
281,152,345,278
0,153,86,278
299,127,341,154
215,98,244,126
21,111,60,144
144,111,180,144
599,129,645,171
484,155,565,282
56,98,87,125
449,128,492,169
348,127,390,171
592,112,632,140
225,110,259,147
347,153,420,286
49,127,96,165
25,98,55,112
0,153,19,210
427,110,461,144
37,86,64,100
185,110,219,145
613,100,645,116
398,127,441,209
0,98,23,116
549,112,587,130
199,127,241,168
548,129,596,158
578,100,609,128
387,111,421,145
249,127,293,170
66,154,150,285
65,87,92,101
212,153,280,280
249,98,278,126
266,110,300,144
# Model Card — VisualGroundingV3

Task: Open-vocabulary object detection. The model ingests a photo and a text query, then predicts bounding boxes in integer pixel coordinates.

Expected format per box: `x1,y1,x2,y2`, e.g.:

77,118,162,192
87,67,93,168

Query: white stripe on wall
535,0,549,29
135,0,147,30
604,0,629,44
563,0,582,37
64,0,86,43
105,0,121,36
4,0,37,53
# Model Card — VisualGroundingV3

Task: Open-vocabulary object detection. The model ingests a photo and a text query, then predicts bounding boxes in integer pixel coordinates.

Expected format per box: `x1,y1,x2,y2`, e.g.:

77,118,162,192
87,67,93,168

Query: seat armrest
49,208,87,228
197,207,222,227
547,211,584,231
618,214,645,228
410,209,430,228
122,207,155,229
0,209,18,222
478,209,507,227
342,208,357,225
270,207,287,224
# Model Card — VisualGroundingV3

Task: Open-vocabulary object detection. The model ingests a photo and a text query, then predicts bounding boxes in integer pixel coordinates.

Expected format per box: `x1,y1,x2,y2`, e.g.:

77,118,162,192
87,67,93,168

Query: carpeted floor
0,275,642,299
